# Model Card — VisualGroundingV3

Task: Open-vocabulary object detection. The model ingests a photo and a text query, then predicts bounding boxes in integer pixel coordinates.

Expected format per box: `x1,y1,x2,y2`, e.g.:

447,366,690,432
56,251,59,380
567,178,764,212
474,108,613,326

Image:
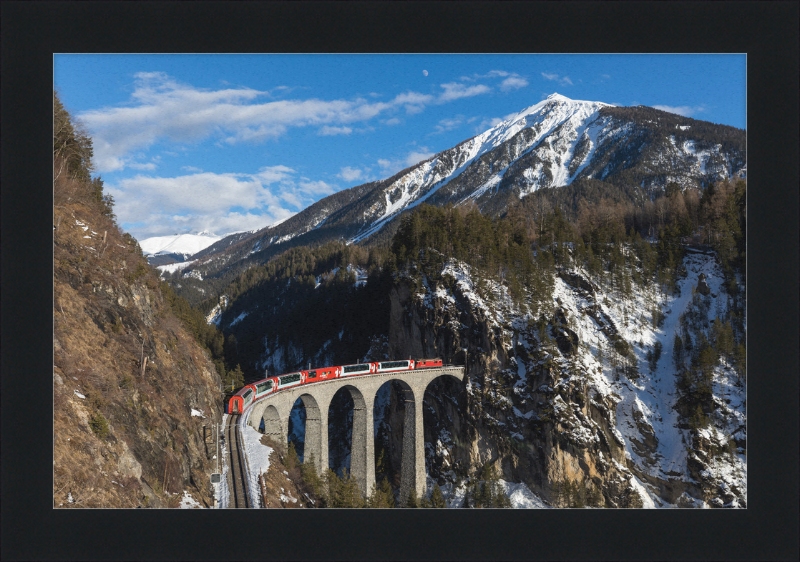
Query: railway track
226,414,250,508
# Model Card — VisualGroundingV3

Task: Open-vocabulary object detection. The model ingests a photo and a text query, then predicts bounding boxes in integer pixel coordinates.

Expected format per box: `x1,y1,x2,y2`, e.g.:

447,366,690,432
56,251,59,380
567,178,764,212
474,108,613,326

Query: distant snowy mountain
139,232,222,257
166,93,746,303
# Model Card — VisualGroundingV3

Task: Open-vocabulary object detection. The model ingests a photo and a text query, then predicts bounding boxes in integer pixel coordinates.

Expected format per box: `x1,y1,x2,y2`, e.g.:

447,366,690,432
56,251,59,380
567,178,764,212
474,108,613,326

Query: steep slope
167,94,745,304
54,187,225,508
387,252,745,508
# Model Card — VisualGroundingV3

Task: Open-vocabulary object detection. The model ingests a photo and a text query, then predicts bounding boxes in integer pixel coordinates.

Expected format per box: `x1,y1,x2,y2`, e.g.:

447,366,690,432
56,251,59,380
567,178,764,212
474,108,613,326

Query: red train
228,358,444,414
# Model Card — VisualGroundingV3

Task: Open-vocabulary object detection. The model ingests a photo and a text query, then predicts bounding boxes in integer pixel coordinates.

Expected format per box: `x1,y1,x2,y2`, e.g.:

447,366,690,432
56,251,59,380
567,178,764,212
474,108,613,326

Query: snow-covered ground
240,408,273,508
500,480,550,508
217,414,230,509
179,491,203,508
434,477,548,508
157,260,195,276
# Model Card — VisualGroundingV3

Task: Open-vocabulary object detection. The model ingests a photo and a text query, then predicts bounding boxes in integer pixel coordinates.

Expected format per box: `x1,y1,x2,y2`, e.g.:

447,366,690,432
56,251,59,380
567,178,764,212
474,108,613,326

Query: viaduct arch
245,366,464,501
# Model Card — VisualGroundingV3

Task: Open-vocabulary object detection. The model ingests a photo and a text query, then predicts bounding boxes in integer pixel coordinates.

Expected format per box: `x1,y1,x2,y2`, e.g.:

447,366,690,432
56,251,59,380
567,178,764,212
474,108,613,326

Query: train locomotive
228,358,443,414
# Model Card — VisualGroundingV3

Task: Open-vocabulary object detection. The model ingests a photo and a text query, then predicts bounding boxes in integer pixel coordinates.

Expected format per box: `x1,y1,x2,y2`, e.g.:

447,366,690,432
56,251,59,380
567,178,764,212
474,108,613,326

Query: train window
256,381,272,393
243,388,253,401
308,371,317,378
380,361,408,369
343,364,369,374
279,373,301,385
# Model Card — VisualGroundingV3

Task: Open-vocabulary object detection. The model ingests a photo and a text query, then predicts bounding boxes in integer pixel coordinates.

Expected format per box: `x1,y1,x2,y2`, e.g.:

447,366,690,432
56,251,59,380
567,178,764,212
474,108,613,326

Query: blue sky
54,54,746,240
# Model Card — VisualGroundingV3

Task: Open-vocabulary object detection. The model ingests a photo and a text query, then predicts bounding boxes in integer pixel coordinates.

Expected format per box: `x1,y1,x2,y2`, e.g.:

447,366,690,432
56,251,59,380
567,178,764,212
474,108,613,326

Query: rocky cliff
384,254,745,508
54,196,224,508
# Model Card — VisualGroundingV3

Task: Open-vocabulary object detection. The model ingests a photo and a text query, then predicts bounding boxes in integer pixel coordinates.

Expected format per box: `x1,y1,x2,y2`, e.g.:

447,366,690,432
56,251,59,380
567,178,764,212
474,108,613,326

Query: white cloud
338,166,365,182
462,70,513,81
405,150,435,166
79,72,511,173
652,104,706,117
431,116,464,134
375,147,435,176
500,76,528,92
128,161,157,171
109,172,271,222
541,72,573,87
255,165,295,184
136,210,290,240
107,165,336,239
181,165,203,173
438,82,492,103
384,117,401,126
79,73,432,173
318,126,353,136
279,191,303,208
298,179,337,196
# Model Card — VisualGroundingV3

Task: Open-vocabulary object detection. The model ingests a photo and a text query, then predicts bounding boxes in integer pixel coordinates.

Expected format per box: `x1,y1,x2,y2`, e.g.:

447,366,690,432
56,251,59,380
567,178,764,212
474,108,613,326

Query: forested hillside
197,164,745,507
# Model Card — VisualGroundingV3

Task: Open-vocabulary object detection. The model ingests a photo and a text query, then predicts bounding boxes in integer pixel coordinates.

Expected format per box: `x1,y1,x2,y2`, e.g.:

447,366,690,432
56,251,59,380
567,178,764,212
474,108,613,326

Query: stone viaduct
243,366,464,502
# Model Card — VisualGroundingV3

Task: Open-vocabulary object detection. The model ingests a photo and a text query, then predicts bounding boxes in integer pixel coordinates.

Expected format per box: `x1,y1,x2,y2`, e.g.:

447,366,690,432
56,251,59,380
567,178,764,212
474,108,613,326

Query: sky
53,54,746,241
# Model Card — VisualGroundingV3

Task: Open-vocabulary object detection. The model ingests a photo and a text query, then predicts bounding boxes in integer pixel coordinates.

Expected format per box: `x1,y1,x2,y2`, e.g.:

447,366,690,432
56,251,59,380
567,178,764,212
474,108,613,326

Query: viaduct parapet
244,366,464,502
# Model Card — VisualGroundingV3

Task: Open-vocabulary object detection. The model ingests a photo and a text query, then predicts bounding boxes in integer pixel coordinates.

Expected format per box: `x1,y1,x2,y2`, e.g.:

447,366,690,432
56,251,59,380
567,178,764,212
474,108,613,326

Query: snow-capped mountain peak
171,94,744,286
138,232,222,256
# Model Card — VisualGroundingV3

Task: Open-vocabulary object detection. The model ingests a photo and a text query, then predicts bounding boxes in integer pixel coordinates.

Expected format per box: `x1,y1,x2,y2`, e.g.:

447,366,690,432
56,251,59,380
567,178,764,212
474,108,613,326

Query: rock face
54,202,224,508
378,253,746,509
696,273,712,296
383,268,642,508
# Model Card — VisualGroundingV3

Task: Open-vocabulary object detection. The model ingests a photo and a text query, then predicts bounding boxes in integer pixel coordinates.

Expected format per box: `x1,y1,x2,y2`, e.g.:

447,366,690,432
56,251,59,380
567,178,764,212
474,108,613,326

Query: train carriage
375,360,415,373
229,385,256,414
340,363,375,377
253,378,276,399
275,371,304,390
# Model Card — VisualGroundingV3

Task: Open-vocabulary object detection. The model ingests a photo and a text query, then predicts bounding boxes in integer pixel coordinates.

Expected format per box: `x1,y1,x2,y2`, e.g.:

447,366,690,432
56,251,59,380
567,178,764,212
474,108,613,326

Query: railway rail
226,414,250,508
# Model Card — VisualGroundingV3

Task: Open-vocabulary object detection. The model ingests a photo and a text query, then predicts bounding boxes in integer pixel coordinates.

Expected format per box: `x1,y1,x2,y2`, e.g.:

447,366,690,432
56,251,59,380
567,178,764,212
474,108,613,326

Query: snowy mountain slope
166,94,745,304
549,253,745,506
139,232,222,257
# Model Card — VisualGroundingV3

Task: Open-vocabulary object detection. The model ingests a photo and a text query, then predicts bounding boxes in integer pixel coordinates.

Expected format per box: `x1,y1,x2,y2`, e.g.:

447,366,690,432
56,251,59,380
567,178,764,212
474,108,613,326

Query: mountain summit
166,94,745,302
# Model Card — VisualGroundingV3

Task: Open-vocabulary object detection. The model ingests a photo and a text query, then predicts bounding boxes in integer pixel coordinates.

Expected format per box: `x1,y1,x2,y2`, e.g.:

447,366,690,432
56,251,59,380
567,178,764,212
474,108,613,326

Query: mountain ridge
165,94,745,304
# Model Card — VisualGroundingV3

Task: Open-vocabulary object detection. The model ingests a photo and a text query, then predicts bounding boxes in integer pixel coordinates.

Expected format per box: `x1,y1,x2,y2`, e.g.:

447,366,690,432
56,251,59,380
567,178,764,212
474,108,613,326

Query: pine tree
734,342,746,382
285,441,300,471
405,488,419,508
300,453,325,506
429,483,447,508
586,484,604,507
325,469,343,507
367,476,395,508
673,334,684,369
